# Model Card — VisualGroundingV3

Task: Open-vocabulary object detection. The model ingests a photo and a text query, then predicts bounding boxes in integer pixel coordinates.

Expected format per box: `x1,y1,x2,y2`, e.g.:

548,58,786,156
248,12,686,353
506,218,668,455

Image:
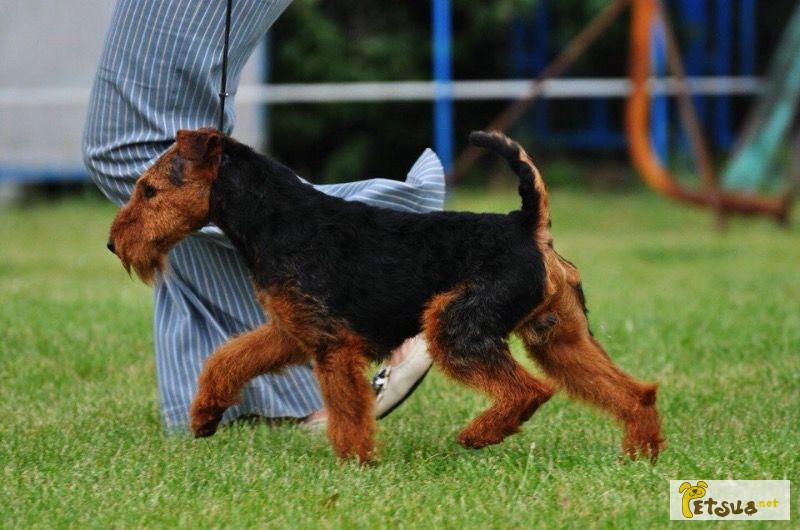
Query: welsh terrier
108,128,666,463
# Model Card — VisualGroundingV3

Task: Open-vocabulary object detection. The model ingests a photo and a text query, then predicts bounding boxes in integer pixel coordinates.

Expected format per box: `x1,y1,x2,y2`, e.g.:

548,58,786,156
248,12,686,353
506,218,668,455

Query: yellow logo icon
679,481,708,519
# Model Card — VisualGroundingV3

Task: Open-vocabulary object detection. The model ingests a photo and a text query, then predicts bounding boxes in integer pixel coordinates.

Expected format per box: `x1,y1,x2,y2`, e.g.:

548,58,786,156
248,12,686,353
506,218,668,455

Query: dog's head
107,128,222,283
679,481,708,502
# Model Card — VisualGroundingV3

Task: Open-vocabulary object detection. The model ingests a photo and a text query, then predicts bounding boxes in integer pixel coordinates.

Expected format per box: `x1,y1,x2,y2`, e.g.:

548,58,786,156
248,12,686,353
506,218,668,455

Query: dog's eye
143,184,157,198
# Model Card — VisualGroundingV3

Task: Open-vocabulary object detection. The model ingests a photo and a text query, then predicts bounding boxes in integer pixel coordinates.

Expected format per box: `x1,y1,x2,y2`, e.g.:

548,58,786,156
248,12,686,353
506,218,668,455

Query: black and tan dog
108,128,665,463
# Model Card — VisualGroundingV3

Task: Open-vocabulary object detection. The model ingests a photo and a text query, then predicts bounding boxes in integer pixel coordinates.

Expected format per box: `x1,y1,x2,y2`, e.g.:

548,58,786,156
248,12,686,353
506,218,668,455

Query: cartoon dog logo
679,481,708,518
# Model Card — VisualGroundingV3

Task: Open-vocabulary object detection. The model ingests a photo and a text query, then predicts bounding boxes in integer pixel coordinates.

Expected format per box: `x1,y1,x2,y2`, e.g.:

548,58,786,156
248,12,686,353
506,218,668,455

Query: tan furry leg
519,325,665,461
423,291,554,449
439,349,554,449
313,332,376,464
190,323,308,437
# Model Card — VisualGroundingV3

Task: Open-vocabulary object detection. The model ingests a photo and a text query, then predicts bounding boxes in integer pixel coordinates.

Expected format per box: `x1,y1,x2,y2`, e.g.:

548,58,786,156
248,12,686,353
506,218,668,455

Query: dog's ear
679,482,691,493
697,481,708,489
176,128,221,164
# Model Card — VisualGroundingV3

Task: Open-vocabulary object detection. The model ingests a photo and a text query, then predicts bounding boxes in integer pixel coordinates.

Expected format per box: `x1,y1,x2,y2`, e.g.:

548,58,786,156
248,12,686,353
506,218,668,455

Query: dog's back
211,133,550,356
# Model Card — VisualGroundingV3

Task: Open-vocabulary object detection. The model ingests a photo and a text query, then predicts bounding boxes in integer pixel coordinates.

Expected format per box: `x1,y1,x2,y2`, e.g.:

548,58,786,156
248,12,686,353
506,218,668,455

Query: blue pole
533,1,549,144
740,0,756,76
713,0,732,147
432,0,453,173
651,18,669,164
680,0,707,124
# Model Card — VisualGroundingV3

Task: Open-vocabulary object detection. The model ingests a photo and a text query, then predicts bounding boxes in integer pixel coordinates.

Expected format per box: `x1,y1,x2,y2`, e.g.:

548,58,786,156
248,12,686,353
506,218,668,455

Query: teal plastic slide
723,5,800,191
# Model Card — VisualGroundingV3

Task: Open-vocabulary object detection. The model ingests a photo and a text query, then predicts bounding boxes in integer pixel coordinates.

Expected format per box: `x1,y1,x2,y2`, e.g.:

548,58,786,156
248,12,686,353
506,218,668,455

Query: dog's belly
361,308,427,358
325,278,449,359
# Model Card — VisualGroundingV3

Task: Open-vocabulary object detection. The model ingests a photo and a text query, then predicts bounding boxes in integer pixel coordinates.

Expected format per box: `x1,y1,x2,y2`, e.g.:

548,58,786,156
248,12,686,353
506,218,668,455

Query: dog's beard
118,245,167,285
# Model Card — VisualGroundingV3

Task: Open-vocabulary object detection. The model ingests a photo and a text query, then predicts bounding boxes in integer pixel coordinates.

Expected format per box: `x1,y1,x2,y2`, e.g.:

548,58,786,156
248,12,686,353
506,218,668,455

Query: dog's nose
106,240,116,255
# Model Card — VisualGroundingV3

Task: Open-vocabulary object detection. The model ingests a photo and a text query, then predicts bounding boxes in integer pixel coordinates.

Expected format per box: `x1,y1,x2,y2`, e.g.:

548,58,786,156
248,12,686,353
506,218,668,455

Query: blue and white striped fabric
82,0,445,430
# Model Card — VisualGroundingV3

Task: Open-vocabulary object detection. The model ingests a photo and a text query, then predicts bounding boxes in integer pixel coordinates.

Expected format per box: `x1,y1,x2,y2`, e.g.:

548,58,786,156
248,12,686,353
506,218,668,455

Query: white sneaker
299,335,433,432
372,335,433,419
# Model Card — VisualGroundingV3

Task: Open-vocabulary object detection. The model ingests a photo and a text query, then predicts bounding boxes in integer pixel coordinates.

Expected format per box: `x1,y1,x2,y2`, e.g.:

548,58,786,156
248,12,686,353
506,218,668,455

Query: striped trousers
82,0,445,430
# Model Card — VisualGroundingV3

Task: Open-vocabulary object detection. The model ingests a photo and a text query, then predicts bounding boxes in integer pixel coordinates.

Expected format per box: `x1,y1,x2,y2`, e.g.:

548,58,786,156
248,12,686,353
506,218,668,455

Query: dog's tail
468,130,550,232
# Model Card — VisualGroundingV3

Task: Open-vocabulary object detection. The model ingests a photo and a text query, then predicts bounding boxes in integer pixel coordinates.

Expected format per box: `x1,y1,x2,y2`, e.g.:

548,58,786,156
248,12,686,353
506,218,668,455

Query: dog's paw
622,434,667,463
456,427,507,449
190,404,225,438
333,442,377,465
622,406,666,463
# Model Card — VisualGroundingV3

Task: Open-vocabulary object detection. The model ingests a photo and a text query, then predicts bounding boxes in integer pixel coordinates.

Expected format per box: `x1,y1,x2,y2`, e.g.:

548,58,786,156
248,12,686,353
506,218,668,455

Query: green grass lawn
1,190,798,529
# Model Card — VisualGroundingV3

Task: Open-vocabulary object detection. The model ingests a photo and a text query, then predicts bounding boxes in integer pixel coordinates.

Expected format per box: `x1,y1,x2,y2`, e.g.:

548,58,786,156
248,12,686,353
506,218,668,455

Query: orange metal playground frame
454,0,792,223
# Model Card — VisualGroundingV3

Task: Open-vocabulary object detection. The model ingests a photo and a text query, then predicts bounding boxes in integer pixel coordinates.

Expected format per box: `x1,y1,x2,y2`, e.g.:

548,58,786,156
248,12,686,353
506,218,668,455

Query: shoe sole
376,365,432,420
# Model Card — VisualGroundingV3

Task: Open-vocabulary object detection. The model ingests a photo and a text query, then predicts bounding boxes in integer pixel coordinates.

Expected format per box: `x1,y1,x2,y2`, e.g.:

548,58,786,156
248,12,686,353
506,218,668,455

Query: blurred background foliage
269,0,794,185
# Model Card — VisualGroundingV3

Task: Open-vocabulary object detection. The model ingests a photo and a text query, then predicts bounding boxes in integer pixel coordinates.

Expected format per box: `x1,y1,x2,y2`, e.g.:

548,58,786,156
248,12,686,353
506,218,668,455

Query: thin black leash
218,0,233,131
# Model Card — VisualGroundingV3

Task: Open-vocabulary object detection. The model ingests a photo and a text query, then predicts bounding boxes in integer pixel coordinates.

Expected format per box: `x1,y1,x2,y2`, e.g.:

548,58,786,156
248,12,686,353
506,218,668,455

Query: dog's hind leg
312,332,376,463
423,290,554,449
518,318,665,461
190,324,309,437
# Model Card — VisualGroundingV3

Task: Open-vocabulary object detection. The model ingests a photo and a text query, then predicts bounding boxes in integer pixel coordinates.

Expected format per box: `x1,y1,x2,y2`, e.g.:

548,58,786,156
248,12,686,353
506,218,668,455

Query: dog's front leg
190,323,309,437
312,333,376,464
